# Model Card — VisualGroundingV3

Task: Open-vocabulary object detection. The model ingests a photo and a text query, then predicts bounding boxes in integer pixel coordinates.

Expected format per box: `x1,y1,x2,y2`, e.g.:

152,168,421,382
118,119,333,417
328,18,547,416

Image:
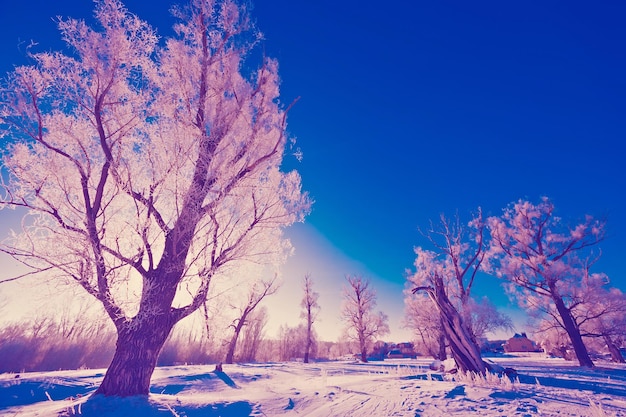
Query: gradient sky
1,1,624,342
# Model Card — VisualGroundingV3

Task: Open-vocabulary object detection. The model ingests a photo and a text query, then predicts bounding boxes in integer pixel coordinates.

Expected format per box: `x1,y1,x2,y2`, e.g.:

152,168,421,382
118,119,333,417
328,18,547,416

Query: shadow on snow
74,396,253,417
0,376,96,409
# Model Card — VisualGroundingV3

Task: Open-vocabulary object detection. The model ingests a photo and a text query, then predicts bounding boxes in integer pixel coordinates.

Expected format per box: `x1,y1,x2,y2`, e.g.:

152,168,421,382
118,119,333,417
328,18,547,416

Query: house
369,341,418,360
503,333,540,353
386,342,417,359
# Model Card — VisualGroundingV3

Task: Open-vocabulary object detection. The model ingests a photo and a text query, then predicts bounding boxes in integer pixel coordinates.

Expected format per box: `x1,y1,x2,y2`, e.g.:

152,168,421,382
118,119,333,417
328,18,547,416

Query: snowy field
2,354,626,416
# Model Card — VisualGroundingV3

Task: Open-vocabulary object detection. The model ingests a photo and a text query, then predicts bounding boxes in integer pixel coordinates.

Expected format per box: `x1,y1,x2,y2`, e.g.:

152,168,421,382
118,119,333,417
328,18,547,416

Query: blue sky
1,0,625,341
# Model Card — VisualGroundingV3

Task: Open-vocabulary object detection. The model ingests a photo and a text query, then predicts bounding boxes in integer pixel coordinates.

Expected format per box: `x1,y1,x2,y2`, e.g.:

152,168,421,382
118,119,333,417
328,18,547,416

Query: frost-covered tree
554,272,626,363
236,306,268,362
301,273,320,363
409,209,489,373
534,318,575,359
341,275,389,363
0,0,309,396
224,275,279,364
277,323,313,361
468,297,513,341
402,291,447,360
486,198,604,367
580,285,626,363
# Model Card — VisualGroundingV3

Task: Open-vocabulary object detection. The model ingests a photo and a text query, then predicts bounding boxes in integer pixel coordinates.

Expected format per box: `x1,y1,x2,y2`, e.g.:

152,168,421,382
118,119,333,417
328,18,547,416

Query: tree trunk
304,320,312,363
604,335,625,363
303,342,310,363
437,331,447,361
439,309,485,373
225,317,247,365
95,316,174,397
359,334,368,363
552,294,594,367
431,281,485,374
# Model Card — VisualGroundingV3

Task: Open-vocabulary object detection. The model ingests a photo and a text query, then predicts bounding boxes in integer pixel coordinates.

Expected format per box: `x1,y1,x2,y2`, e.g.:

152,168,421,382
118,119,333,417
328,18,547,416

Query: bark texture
432,284,485,374
552,292,594,367
95,315,174,396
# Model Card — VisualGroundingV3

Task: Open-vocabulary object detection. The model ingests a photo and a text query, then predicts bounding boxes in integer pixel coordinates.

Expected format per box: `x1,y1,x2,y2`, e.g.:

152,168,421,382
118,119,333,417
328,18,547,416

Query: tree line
0,274,350,372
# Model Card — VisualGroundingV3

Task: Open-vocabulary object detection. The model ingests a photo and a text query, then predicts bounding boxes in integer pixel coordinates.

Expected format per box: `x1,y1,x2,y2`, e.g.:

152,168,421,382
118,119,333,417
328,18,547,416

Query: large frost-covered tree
341,275,389,363
486,198,604,368
468,297,513,341
0,0,309,396
408,210,489,374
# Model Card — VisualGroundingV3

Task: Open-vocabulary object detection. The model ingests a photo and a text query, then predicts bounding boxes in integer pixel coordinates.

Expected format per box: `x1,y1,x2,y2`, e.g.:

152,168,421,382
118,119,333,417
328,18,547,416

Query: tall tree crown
486,197,604,297
0,0,310,324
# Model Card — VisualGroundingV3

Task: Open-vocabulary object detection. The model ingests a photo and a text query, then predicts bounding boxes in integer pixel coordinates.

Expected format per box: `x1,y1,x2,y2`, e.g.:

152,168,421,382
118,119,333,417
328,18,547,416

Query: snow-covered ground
2,354,626,416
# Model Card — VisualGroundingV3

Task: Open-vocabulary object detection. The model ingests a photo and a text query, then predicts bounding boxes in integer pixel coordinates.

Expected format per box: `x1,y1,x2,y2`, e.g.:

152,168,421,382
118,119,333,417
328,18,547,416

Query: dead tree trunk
415,276,485,374
436,296,485,374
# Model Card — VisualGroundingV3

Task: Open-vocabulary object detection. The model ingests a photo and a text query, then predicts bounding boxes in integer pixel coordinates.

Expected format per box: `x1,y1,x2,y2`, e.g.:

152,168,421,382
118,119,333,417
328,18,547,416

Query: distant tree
534,318,574,359
486,198,604,367
224,275,279,364
0,302,116,372
277,323,311,361
403,290,447,360
316,340,343,360
468,297,513,341
252,338,279,362
158,321,214,366
0,0,309,396
237,306,268,362
301,273,320,363
409,210,489,373
341,275,389,362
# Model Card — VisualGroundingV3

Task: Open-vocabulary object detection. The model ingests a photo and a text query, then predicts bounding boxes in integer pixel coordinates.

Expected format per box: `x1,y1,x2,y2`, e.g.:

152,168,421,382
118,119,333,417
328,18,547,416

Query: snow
2,354,626,416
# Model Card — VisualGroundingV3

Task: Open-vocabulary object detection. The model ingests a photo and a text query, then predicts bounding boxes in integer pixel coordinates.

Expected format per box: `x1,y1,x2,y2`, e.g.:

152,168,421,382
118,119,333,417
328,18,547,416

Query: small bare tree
341,275,389,363
301,273,320,363
237,306,268,362
468,297,513,341
224,275,279,364
403,291,446,360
